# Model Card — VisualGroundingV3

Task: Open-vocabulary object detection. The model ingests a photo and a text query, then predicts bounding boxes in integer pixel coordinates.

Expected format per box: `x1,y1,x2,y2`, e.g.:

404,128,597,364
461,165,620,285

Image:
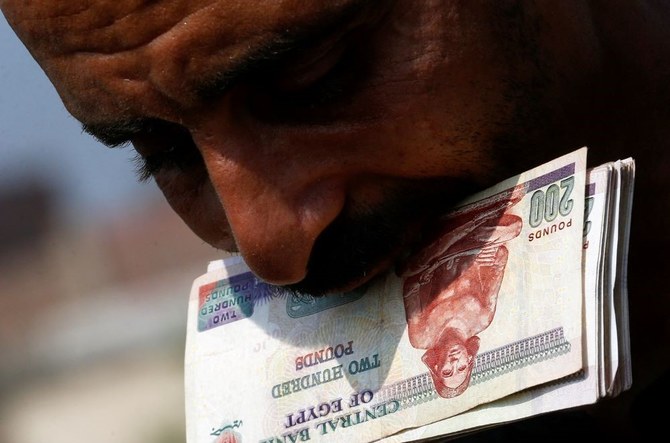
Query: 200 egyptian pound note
384,157,635,442
184,148,588,443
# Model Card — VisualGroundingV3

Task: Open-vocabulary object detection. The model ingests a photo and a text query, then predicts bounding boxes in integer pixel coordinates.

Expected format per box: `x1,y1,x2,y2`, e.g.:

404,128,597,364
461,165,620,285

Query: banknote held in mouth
183,148,635,442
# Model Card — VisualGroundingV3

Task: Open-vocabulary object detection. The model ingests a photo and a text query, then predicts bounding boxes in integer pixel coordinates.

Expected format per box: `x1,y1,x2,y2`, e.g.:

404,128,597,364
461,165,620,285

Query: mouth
284,177,480,296
284,210,420,296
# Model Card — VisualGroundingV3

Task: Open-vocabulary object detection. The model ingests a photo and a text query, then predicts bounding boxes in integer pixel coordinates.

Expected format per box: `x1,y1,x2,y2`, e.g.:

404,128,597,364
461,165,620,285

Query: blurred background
0,13,223,443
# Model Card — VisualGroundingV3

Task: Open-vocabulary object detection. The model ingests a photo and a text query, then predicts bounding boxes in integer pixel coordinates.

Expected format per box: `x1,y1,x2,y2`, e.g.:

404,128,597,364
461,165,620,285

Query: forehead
3,0,361,53
1,0,368,121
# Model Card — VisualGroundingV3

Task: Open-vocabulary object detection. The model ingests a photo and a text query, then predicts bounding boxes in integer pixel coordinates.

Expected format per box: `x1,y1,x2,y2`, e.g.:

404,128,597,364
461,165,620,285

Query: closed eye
249,38,363,122
82,118,204,182
130,122,204,182
272,50,355,106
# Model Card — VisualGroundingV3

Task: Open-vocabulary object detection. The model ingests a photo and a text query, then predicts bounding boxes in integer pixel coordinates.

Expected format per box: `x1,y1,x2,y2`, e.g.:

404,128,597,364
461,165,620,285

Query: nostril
192,113,348,290
240,247,309,286
221,180,347,288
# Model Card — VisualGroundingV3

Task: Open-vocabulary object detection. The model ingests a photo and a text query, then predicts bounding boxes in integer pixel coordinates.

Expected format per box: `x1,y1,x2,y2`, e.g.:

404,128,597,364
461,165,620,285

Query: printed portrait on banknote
401,196,523,398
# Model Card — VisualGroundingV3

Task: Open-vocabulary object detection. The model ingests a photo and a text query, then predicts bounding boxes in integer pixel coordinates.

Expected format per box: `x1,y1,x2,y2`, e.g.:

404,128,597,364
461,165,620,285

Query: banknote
600,159,634,397
184,148,588,442
382,158,635,442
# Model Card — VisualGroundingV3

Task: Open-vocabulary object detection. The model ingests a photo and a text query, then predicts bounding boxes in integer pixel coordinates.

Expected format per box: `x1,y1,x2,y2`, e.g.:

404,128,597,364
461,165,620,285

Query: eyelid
82,123,139,148
82,118,165,149
273,38,349,93
130,122,204,182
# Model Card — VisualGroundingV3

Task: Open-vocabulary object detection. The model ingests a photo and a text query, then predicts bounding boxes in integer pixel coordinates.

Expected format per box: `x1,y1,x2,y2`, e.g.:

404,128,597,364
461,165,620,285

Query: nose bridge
192,113,347,286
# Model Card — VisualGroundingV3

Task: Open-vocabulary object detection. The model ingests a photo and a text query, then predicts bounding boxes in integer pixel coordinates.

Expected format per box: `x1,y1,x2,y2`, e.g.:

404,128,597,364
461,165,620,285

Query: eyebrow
82,0,376,147
193,0,374,101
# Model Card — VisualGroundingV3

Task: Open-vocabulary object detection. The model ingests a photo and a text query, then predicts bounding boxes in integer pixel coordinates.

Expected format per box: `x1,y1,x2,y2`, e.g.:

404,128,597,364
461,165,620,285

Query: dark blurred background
0,13,223,443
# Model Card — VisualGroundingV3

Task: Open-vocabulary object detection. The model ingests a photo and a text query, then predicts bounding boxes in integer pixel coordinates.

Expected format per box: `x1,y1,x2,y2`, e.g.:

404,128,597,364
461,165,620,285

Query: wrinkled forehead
0,0,368,121
2,0,359,54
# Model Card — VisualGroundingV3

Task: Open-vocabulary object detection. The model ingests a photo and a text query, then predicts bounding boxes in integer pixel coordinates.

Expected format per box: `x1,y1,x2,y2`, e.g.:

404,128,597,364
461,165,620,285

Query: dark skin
1,0,669,440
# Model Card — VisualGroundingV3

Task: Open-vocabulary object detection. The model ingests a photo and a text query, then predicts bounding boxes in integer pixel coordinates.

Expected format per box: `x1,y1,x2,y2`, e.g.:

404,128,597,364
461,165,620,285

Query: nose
192,106,347,286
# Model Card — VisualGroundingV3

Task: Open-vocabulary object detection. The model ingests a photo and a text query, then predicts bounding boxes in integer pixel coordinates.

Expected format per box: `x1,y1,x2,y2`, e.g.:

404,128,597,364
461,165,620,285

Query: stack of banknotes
183,147,634,443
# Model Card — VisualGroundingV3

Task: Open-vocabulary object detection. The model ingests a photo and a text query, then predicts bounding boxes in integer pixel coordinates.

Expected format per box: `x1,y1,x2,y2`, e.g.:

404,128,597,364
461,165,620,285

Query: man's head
0,0,605,294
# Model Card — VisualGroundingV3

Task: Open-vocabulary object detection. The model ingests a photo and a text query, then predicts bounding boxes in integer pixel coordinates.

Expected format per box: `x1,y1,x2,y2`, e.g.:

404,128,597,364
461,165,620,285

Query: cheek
155,173,236,251
370,112,497,183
